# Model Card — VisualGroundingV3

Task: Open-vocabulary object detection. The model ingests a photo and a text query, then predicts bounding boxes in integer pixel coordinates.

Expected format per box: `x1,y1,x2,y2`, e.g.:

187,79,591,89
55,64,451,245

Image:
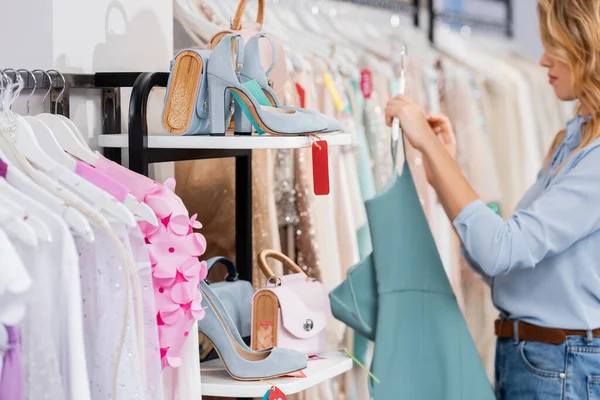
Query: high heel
241,33,342,133
234,103,252,134
198,281,307,380
207,34,329,136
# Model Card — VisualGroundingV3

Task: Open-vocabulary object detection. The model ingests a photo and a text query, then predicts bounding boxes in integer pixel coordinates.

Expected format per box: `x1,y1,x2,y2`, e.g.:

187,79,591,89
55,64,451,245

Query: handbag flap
256,273,330,339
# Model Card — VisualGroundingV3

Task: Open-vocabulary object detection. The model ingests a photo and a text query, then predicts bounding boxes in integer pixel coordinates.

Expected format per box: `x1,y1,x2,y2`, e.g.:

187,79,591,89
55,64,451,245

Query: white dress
16,201,91,400
75,222,146,400
0,227,31,327
126,227,164,400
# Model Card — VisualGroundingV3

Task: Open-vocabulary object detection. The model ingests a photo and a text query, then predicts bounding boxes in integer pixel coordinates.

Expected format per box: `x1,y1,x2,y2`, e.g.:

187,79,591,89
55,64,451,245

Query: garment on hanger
94,156,207,370
0,326,22,400
350,135,494,399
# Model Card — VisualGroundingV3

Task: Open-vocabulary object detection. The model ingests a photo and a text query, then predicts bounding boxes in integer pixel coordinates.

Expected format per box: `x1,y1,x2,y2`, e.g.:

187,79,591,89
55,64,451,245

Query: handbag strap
206,256,239,282
232,0,265,30
257,249,306,279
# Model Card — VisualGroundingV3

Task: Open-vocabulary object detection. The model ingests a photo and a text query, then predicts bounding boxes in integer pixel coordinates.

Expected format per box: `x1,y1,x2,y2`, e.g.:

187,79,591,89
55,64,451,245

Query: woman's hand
385,95,437,151
426,112,457,160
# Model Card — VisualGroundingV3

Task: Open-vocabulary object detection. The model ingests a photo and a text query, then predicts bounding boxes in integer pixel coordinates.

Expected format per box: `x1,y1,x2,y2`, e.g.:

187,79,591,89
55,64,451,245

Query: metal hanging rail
428,0,513,43
338,0,421,27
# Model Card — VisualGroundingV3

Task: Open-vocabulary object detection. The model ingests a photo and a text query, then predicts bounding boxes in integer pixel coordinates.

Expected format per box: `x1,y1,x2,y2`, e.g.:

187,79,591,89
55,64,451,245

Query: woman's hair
538,0,600,168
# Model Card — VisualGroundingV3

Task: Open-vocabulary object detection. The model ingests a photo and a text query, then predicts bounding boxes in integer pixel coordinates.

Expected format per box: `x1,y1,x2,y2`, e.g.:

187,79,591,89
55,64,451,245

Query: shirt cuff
453,199,488,227
460,247,492,286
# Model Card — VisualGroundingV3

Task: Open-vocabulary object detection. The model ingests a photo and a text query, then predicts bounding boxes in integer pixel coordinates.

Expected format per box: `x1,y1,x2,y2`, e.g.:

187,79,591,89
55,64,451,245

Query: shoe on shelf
207,33,329,136
240,33,342,134
198,280,307,381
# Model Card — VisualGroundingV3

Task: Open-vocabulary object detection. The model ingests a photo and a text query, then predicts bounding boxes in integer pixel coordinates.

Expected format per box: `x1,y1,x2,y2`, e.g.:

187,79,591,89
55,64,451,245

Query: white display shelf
200,353,352,398
97,133,353,150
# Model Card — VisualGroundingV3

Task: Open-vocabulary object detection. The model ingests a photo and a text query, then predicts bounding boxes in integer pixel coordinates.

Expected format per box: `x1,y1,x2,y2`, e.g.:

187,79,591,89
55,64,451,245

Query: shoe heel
208,76,228,135
234,103,252,134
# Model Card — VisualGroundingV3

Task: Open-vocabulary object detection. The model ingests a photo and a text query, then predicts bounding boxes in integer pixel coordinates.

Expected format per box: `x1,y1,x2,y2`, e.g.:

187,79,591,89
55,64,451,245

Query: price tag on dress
262,385,286,400
312,140,330,196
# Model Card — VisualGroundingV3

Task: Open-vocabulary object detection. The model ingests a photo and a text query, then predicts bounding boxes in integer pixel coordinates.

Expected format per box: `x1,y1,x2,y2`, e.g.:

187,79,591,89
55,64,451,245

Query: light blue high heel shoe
240,33,343,133
200,279,307,358
198,281,308,380
207,34,329,135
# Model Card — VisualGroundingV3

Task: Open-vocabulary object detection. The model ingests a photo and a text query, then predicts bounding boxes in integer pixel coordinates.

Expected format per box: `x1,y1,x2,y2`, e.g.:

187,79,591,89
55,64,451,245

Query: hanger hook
3,69,24,110
399,45,407,73
17,69,37,115
32,69,53,113
46,69,66,115
0,70,7,91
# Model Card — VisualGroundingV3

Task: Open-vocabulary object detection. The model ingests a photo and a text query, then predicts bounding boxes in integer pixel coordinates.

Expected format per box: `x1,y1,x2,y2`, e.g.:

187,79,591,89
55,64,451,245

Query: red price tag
262,386,286,400
295,83,306,108
360,69,373,99
312,140,330,196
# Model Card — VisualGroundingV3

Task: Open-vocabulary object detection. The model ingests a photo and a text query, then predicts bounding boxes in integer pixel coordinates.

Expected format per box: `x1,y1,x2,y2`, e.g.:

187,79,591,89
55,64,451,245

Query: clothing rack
338,0,420,27
6,70,254,284
428,0,513,43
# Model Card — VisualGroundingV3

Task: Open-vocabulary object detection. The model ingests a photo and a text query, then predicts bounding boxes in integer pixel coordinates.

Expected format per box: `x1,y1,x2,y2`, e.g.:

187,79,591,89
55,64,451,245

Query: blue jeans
495,336,600,399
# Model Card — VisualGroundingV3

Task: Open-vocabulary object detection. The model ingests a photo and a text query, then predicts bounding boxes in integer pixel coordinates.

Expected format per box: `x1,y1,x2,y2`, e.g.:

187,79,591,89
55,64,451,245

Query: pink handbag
251,250,331,356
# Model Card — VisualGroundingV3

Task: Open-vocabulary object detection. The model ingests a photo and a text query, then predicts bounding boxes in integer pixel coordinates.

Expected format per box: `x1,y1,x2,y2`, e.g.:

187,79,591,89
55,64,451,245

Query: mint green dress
333,137,494,399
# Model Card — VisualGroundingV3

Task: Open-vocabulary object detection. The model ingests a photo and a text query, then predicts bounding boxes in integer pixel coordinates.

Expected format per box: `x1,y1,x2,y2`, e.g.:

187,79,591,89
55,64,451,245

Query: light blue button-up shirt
454,115,600,329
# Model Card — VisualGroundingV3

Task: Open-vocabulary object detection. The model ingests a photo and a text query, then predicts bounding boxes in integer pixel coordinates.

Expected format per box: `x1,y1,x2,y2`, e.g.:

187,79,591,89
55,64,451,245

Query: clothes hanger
1,72,136,229
0,71,94,242
0,71,52,244
0,197,38,247
174,0,222,44
0,191,50,244
34,71,157,226
33,70,100,166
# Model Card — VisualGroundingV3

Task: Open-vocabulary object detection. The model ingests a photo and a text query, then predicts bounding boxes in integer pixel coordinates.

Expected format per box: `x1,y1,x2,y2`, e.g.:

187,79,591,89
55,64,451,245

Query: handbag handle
231,0,265,30
206,256,239,282
258,249,307,279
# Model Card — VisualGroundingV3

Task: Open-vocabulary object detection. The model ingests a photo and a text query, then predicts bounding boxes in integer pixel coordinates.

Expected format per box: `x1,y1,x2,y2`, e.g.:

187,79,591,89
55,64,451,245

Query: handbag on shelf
198,256,253,363
251,250,330,356
209,0,289,104
162,49,213,135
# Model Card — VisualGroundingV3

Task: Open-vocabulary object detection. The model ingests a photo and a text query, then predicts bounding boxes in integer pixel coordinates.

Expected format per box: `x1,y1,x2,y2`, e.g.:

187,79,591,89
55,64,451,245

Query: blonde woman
385,0,600,398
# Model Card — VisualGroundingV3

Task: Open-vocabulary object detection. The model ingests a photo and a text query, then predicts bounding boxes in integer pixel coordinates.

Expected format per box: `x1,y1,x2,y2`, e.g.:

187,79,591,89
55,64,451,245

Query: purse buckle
266,276,282,287
225,272,239,282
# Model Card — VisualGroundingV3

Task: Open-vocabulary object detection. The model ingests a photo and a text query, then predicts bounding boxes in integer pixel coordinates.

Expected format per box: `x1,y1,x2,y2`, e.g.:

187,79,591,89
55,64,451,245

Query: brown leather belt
495,319,600,345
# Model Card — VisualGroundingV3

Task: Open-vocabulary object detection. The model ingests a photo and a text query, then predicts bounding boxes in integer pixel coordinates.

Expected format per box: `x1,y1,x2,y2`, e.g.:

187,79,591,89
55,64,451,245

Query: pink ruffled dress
95,156,208,369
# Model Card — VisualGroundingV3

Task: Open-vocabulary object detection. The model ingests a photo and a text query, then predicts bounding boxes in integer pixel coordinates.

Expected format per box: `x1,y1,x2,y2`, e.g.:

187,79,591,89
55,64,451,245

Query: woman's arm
385,95,600,277
385,96,479,220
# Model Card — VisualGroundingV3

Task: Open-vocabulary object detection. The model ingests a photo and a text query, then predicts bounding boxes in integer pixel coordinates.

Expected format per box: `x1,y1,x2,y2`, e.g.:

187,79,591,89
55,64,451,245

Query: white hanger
0,139,95,242
0,71,94,242
0,184,52,243
34,114,158,226
0,201,37,247
12,113,136,227
49,119,158,226
35,72,157,226
0,73,135,227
